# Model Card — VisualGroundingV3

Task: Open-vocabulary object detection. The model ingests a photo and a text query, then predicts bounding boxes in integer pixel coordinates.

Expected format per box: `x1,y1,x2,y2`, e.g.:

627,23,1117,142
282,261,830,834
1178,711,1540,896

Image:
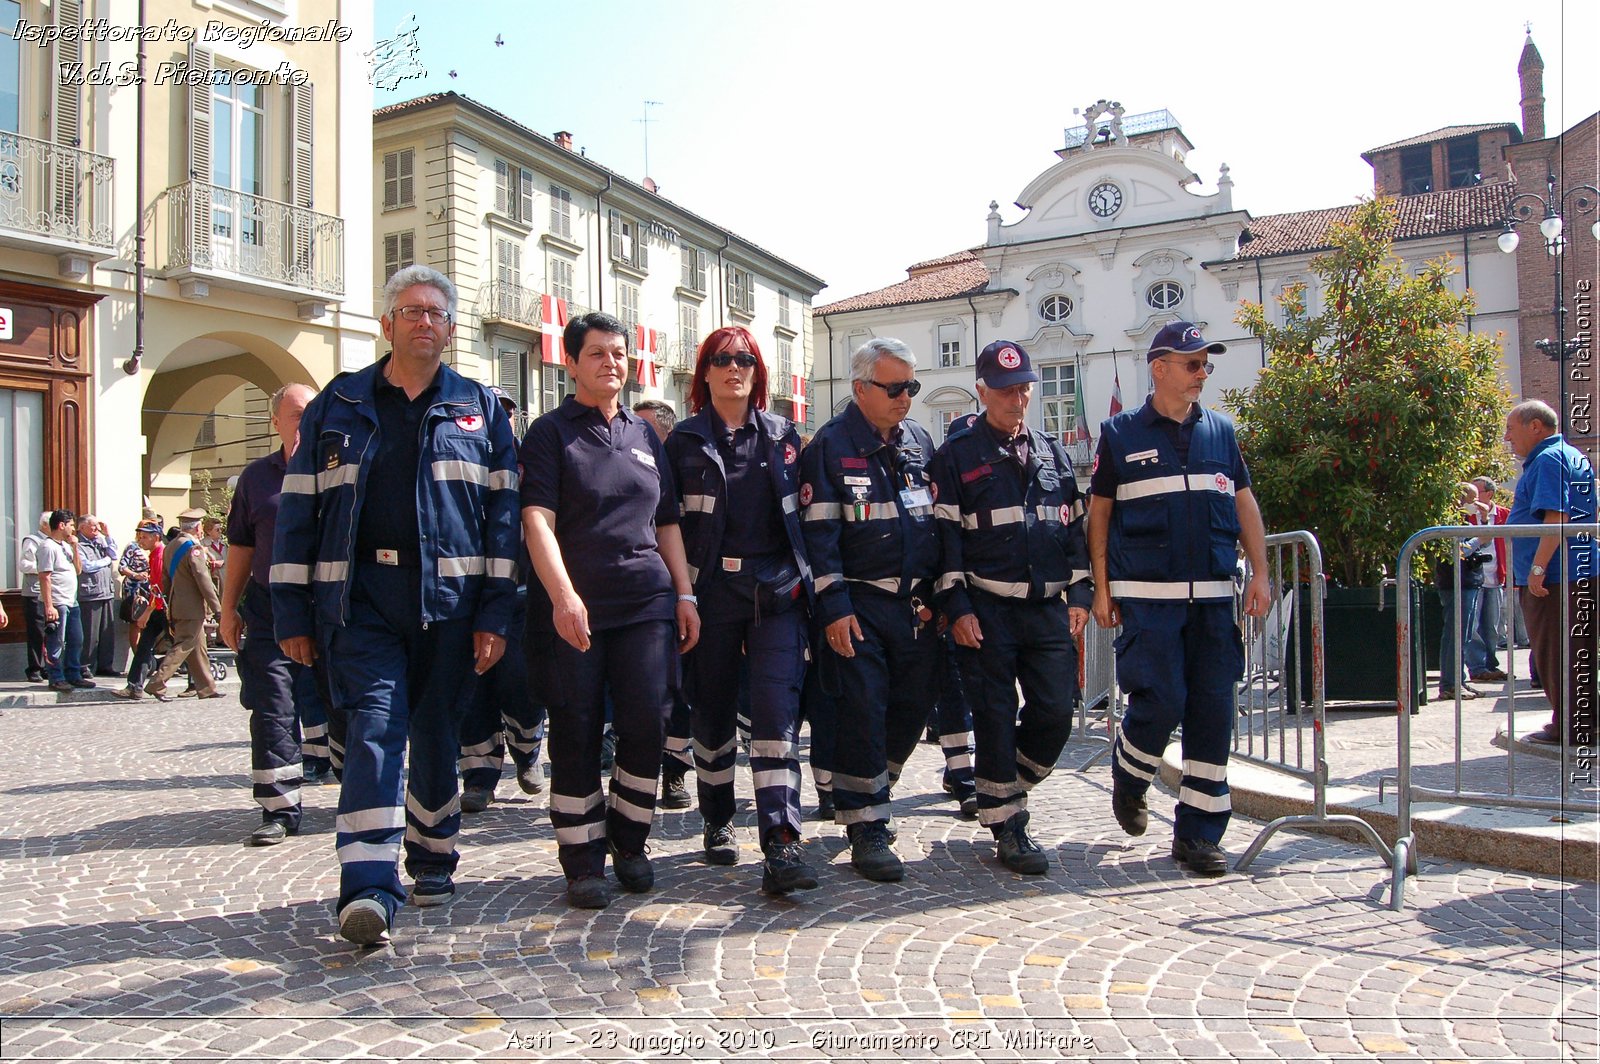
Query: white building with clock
810,97,1524,469
811,104,1251,466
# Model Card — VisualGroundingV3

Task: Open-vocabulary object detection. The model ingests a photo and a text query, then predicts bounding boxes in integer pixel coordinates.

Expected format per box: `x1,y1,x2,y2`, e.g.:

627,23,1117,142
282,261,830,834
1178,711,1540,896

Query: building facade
372,93,825,433
814,41,1591,469
1,0,379,647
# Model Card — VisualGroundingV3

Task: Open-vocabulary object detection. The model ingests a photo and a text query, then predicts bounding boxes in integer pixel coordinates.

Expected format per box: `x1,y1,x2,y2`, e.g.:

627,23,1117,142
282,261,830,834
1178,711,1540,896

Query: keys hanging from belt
910,595,932,638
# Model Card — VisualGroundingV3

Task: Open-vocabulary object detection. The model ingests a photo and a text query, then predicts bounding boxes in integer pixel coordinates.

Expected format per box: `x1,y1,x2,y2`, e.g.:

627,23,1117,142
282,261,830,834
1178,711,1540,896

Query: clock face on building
1088,181,1123,218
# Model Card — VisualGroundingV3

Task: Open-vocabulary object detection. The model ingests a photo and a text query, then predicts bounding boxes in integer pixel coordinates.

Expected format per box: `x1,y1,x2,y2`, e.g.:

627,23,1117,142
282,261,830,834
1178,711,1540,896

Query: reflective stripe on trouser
685,603,807,844
324,564,476,914
1109,599,1242,845
458,600,547,791
800,653,835,796
935,631,976,798
542,618,676,879
953,592,1077,830
294,660,332,766
240,586,305,830
662,692,694,772
825,590,936,826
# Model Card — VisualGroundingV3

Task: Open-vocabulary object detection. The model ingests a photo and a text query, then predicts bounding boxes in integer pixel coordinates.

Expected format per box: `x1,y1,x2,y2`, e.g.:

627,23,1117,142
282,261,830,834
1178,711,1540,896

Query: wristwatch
1530,564,1546,577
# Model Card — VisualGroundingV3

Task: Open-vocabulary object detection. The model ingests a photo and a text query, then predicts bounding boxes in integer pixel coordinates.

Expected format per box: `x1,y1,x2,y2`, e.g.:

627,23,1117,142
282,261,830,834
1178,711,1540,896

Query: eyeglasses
709,351,758,369
1161,357,1214,375
864,378,922,399
393,305,453,325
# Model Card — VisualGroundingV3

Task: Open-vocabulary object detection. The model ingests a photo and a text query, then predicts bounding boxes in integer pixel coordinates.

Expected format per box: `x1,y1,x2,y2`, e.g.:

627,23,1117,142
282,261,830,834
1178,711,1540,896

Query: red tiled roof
1361,123,1520,158
373,93,450,117
816,252,989,315
1229,185,1516,260
907,247,982,273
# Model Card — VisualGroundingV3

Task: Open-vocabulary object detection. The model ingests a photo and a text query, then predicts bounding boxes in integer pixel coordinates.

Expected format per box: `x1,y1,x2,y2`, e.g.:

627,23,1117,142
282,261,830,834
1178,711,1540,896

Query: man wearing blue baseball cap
1087,321,1270,877
929,340,1093,875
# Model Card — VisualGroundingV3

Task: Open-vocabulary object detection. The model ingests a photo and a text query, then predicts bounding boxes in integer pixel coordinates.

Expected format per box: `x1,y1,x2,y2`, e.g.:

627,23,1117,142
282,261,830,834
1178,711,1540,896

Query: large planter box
1292,584,1431,707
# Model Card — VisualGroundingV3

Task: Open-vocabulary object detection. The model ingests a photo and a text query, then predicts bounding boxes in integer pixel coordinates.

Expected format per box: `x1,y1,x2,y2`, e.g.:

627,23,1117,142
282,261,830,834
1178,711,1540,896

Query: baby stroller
152,620,230,685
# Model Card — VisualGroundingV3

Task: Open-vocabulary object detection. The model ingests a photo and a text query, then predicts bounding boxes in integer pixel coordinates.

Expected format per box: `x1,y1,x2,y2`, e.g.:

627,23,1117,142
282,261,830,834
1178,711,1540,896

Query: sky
370,0,1600,304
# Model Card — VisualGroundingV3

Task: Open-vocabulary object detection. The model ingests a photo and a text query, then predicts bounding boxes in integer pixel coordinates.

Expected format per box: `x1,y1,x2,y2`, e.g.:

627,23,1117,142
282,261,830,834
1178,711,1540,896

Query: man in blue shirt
1504,399,1597,746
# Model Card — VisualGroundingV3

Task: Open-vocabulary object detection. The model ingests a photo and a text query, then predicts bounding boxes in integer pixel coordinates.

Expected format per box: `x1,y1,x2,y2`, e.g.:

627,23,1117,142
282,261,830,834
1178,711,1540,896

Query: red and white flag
1109,360,1124,417
792,374,808,424
540,295,569,365
634,326,660,389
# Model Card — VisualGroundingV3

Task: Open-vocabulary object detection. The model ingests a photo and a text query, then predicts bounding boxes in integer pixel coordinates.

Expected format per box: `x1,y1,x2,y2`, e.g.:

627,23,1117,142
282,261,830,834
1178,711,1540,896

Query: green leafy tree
1224,197,1511,587
191,467,234,537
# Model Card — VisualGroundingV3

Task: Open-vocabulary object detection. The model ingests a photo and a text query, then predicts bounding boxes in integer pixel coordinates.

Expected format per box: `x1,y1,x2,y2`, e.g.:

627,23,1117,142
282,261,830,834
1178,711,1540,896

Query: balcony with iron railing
479,282,543,333
0,130,115,277
155,179,344,314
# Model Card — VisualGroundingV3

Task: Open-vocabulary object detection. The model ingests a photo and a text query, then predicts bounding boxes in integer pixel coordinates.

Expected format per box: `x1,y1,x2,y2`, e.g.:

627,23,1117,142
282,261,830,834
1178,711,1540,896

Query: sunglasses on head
709,351,758,369
865,378,922,399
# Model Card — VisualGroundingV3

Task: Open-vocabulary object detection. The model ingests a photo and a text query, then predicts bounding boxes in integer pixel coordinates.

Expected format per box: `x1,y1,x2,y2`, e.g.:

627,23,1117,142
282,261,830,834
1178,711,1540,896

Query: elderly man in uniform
140,508,223,701
929,340,1093,875
1089,321,1270,877
218,382,332,845
273,265,521,946
800,337,939,881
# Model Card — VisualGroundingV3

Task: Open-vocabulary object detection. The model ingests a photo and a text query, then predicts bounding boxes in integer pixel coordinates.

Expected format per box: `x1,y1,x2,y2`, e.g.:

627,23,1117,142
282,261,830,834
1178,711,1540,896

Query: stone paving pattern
0,688,1596,1062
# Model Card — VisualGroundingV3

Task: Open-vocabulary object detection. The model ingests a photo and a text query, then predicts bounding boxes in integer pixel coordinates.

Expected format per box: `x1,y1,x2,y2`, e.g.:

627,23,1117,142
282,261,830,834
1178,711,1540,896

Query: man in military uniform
930,341,1092,875
800,337,939,881
1088,321,1270,877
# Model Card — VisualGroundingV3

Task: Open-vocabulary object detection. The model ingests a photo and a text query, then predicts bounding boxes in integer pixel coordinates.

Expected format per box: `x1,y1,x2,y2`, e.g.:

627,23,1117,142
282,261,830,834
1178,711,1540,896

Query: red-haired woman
664,326,817,896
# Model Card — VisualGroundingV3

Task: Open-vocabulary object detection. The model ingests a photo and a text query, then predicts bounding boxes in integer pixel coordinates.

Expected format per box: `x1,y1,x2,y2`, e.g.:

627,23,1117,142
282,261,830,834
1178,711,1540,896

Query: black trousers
822,589,936,826
952,592,1077,830
22,597,48,676
542,619,677,879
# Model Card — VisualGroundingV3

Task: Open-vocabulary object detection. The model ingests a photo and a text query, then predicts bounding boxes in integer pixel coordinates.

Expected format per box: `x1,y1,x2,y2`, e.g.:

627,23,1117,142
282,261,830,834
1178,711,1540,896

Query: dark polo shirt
519,397,679,631
354,363,438,562
708,405,785,561
226,449,289,589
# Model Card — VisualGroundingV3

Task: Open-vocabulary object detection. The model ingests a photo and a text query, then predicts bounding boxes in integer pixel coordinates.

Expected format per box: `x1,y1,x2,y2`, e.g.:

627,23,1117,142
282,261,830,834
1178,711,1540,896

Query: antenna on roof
638,100,664,184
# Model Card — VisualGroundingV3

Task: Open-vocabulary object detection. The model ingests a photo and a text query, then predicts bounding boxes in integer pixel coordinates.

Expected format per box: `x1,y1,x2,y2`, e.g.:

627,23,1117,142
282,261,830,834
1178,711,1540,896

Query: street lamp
1497,171,1599,432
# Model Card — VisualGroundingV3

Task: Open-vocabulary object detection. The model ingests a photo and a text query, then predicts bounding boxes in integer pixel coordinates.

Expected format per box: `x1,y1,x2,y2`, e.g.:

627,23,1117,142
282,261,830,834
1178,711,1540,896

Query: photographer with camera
1437,483,1492,701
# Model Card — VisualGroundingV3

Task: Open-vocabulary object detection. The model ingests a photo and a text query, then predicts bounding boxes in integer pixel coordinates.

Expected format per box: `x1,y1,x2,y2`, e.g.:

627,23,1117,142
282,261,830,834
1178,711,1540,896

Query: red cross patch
799,482,813,506
1060,503,1071,523
997,347,1022,369
929,480,938,502
455,414,483,432
1215,472,1228,491
784,443,798,465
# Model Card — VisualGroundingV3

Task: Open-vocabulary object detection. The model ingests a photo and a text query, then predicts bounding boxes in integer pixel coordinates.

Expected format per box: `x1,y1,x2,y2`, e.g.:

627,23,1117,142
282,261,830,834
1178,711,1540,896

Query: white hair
851,337,916,384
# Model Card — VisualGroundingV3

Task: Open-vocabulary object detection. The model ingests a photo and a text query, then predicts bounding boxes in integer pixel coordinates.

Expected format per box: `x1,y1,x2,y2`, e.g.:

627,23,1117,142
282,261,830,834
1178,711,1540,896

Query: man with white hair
800,337,939,882
75,515,122,678
18,512,52,681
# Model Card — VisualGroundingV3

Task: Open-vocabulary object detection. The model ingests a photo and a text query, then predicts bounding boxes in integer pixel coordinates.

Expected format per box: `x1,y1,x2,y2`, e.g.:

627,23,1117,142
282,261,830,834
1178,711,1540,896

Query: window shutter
519,168,534,225
397,149,413,206
608,209,623,262
399,230,413,270
383,152,397,208
384,233,398,278
495,159,509,215
287,81,314,282
497,349,522,399
186,41,214,265
51,0,82,145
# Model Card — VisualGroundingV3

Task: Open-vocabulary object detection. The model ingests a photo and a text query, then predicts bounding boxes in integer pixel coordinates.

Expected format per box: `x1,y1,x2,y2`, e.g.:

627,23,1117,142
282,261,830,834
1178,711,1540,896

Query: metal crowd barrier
1230,531,1394,893
1390,522,1600,910
1073,619,1121,770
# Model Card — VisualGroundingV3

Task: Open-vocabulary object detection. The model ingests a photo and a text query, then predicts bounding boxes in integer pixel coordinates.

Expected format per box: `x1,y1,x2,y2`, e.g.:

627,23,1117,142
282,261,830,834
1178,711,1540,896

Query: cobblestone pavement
0,693,1596,1062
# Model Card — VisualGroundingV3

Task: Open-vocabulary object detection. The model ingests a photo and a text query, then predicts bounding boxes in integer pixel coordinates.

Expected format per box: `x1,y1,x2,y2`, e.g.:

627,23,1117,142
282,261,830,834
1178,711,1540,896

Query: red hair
689,326,769,414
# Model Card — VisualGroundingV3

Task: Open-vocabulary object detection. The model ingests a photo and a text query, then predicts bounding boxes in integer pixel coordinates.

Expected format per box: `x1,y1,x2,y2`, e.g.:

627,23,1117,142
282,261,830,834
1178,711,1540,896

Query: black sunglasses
709,351,758,369
865,378,922,399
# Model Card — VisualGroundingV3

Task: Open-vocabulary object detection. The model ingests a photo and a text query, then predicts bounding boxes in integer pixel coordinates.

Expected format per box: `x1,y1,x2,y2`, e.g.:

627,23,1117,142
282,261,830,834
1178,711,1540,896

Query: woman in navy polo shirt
520,312,701,910
665,326,818,896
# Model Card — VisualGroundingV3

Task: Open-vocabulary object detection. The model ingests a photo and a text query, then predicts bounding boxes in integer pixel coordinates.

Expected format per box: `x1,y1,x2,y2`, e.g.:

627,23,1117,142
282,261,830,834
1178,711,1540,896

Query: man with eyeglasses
273,265,522,946
930,340,1093,876
1088,320,1270,878
799,337,940,881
